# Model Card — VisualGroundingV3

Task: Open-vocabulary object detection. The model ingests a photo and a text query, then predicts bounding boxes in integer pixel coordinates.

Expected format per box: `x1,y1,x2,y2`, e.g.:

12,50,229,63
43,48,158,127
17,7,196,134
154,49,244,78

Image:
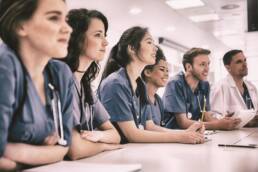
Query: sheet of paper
23,161,142,172
233,109,256,128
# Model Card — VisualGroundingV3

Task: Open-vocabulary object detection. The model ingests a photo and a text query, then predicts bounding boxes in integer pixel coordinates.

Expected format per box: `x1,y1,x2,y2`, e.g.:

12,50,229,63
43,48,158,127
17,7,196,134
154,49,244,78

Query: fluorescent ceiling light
189,13,219,22
129,7,142,15
166,0,204,10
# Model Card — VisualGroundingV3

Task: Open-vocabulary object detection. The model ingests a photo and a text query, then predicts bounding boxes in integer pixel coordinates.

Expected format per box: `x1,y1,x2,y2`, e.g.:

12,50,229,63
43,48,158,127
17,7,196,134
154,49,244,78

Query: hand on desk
180,122,205,144
80,130,104,143
218,116,241,130
0,157,17,171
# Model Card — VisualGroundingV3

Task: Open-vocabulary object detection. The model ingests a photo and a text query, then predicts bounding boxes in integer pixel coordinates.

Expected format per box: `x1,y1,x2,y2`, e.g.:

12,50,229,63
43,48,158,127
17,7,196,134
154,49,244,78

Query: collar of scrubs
226,74,254,109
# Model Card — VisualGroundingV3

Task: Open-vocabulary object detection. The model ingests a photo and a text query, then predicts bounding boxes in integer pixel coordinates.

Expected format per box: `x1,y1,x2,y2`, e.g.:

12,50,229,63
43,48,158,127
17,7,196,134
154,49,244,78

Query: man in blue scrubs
162,47,241,130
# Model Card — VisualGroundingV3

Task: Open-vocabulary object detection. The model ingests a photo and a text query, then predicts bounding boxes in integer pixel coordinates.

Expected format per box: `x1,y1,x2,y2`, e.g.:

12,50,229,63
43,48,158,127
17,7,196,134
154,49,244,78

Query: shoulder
100,68,129,92
0,43,19,70
167,72,185,89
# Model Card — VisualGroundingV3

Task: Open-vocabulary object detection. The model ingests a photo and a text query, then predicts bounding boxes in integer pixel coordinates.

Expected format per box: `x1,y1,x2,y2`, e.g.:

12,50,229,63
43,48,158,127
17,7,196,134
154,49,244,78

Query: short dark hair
182,47,210,70
223,49,243,65
141,46,166,81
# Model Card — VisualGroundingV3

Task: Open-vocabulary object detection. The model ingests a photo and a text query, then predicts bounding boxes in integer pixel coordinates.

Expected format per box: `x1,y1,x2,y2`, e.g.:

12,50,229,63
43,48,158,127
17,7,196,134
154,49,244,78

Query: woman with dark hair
141,46,168,126
0,0,73,170
64,9,121,160
99,26,205,144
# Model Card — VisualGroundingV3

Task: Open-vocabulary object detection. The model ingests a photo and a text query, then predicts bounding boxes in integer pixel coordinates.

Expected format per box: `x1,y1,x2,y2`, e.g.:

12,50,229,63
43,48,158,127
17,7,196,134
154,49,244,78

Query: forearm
4,143,68,165
176,117,195,129
68,130,106,160
145,121,171,132
124,128,183,143
98,128,120,144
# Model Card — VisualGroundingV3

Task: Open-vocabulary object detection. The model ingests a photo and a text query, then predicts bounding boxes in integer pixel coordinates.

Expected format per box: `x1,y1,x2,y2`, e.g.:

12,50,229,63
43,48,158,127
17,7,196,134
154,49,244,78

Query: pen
218,144,257,148
201,96,206,122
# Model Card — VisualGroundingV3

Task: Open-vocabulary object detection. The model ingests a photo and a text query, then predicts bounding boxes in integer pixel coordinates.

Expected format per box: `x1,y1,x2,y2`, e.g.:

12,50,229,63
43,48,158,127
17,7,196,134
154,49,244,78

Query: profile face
227,52,248,77
82,18,108,62
191,54,210,81
147,59,169,87
137,32,157,65
18,0,72,58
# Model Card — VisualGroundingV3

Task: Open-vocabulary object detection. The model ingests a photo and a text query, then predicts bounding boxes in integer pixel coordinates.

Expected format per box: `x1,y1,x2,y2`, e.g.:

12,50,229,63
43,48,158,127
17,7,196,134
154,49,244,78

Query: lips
58,38,69,44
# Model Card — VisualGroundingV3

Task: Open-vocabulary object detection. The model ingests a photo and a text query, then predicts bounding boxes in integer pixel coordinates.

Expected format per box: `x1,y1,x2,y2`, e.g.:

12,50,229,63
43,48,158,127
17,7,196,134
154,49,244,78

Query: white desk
24,128,258,172
78,128,258,172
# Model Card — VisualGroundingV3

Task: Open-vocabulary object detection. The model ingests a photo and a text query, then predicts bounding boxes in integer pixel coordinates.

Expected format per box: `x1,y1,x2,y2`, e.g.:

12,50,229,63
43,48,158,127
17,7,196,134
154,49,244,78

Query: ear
16,22,28,37
144,69,152,78
225,65,231,72
185,63,192,72
127,45,136,56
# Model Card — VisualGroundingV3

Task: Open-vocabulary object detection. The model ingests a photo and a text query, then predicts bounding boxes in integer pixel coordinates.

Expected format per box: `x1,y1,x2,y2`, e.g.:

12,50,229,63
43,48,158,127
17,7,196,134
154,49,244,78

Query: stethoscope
48,83,67,146
74,79,94,132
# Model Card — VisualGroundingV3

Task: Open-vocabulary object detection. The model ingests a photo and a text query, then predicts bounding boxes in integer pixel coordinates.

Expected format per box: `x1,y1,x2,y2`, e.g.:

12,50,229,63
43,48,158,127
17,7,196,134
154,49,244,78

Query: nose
103,37,108,46
62,20,72,34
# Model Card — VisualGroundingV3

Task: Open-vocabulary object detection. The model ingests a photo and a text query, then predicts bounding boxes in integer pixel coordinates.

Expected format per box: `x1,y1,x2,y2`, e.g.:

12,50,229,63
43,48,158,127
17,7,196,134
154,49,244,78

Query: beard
191,69,203,81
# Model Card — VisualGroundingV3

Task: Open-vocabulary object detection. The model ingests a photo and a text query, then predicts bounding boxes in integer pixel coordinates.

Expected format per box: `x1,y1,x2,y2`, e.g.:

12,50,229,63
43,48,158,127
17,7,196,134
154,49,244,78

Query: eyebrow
144,37,153,41
45,11,62,15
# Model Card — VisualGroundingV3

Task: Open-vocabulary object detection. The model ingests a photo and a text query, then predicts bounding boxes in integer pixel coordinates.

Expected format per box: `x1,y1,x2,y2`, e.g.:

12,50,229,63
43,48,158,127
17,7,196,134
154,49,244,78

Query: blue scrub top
142,94,164,126
0,44,74,157
162,71,210,129
98,68,151,143
72,76,110,131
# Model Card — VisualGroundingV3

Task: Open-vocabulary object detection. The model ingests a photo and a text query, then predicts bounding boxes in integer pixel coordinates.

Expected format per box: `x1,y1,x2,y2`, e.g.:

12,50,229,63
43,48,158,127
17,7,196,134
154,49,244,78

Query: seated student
210,50,258,127
98,26,205,144
64,9,121,160
162,48,241,130
0,0,73,170
141,46,169,126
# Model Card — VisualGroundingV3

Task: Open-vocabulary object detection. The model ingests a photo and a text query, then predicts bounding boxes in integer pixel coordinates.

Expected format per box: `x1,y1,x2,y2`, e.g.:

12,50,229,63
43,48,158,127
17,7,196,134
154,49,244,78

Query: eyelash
48,16,60,22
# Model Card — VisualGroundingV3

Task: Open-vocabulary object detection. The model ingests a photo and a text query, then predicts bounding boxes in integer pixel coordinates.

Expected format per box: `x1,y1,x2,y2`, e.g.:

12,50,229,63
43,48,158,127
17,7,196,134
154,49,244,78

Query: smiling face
146,59,169,88
81,18,108,62
17,0,72,58
189,54,210,81
137,32,157,65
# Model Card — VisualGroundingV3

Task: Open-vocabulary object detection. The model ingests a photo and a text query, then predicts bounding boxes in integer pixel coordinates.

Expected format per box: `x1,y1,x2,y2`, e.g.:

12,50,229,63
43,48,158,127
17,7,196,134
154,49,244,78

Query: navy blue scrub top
98,68,151,143
0,44,74,157
72,76,110,131
142,94,164,126
162,71,210,129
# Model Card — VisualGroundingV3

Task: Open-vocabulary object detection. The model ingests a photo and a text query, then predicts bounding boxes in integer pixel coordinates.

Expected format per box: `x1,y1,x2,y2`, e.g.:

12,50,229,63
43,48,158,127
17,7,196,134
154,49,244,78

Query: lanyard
74,79,94,131
124,68,142,128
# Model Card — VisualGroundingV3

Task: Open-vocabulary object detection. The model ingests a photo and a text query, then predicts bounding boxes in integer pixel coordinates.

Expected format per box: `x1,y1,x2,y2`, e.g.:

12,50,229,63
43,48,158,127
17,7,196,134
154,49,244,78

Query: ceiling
67,0,258,58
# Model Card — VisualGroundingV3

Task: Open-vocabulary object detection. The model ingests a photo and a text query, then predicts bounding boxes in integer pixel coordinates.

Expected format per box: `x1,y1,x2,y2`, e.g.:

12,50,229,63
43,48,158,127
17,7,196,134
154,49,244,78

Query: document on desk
232,109,256,128
23,161,142,172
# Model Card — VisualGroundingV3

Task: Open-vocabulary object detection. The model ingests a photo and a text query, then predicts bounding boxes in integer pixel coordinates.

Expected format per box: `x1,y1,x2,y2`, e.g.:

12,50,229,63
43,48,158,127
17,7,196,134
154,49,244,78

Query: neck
146,82,158,103
126,61,145,92
19,43,50,80
232,75,244,88
185,71,199,92
74,56,93,82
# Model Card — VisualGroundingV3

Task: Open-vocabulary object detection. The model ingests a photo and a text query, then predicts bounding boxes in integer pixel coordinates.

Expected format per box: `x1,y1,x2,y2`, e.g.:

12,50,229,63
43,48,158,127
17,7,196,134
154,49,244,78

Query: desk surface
78,128,258,172
24,128,258,172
